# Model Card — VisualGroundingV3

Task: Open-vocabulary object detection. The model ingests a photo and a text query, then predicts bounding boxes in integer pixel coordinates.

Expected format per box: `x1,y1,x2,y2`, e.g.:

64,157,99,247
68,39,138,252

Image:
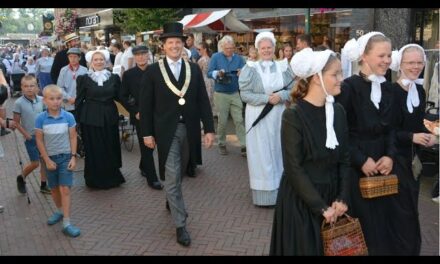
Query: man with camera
208,35,246,156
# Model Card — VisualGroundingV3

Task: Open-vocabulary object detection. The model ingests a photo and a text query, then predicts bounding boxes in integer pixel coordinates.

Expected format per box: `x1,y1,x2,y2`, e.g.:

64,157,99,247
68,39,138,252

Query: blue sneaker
62,225,80,237
47,212,63,225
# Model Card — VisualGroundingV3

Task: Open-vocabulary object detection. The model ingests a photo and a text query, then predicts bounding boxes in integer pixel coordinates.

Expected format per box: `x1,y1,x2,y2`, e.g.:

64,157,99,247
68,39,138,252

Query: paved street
0,102,438,255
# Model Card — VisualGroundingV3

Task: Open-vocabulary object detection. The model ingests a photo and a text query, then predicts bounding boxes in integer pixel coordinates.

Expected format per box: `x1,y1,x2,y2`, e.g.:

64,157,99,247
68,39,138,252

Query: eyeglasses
401,61,425,67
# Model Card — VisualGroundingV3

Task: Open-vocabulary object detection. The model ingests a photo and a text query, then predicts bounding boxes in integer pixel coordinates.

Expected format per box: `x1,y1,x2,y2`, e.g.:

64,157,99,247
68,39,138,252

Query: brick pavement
0,101,438,255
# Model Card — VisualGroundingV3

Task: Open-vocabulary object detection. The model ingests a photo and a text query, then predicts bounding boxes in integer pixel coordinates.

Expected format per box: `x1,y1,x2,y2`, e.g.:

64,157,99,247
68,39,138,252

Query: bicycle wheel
123,125,135,151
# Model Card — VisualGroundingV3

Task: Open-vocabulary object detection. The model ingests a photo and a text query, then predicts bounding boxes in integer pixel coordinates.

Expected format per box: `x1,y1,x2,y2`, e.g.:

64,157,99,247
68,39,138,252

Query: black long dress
270,99,351,256
388,82,427,255
75,73,126,189
336,74,397,255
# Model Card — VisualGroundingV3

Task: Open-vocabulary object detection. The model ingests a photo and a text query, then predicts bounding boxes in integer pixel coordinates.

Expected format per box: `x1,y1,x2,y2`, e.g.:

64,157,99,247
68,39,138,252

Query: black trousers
133,118,159,184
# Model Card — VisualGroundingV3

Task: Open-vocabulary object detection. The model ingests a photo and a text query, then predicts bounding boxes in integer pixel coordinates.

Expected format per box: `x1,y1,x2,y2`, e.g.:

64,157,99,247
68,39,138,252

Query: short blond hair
42,85,63,97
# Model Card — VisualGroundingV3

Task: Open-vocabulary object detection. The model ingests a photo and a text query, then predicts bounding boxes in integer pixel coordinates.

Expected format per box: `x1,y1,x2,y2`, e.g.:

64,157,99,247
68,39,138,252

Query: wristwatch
71,153,77,158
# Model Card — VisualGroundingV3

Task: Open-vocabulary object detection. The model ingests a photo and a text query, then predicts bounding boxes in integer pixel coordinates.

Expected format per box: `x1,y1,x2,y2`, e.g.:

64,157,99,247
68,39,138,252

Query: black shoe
17,175,26,194
176,227,191,247
186,165,196,178
166,200,170,212
140,170,147,178
148,181,163,190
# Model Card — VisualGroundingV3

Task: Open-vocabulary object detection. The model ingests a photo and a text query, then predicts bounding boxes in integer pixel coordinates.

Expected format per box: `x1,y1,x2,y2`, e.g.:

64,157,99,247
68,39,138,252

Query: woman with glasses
388,44,436,255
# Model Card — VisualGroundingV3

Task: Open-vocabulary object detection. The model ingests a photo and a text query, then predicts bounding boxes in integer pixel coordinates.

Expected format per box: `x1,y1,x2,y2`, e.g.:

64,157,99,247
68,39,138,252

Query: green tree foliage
114,8,181,34
0,8,51,35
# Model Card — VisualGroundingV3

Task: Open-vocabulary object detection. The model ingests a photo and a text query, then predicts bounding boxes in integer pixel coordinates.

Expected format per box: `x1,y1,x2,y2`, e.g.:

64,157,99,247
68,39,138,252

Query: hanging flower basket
55,9,78,36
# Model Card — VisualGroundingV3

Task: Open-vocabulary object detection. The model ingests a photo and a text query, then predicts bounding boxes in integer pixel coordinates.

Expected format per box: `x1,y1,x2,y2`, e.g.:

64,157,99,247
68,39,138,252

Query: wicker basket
321,214,368,256
359,174,398,199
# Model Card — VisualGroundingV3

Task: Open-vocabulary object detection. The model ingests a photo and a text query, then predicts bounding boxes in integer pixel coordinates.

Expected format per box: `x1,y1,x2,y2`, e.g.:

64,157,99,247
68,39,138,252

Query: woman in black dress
270,48,350,255
75,49,125,189
336,32,396,255
388,44,436,255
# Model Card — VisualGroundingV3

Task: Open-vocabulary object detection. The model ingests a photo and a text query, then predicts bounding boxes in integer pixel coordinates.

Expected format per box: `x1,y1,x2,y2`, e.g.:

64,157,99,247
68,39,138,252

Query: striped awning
179,9,250,33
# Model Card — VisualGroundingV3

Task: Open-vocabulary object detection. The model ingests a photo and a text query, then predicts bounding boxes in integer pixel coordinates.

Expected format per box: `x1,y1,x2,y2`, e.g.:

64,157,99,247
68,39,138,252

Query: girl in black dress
336,32,396,255
75,49,125,189
270,48,350,255
388,44,436,255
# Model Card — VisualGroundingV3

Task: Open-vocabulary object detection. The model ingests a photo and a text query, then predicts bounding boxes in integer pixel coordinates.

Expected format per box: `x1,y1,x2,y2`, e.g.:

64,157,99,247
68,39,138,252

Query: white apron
245,61,285,191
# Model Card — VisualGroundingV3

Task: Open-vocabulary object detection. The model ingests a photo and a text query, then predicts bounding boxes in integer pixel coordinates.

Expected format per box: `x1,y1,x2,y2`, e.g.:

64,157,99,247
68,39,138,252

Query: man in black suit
139,22,215,247
50,33,87,84
121,45,162,190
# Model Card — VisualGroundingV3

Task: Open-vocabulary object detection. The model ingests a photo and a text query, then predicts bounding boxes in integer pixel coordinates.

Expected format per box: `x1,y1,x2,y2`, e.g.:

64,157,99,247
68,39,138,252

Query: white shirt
121,47,133,71
166,56,182,80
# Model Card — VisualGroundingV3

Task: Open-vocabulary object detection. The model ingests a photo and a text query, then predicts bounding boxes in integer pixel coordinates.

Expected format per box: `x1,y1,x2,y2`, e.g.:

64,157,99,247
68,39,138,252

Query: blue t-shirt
35,109,76,156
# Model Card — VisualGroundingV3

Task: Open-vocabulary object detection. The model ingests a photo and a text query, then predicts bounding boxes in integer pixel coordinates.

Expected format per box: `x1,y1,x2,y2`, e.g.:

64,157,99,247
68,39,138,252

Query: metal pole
305,8,311,34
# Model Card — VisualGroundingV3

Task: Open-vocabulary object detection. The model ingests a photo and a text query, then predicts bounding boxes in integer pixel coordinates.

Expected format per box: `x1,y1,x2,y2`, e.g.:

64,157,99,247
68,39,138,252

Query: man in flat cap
56,47,88,117
121,45,163,190
139,22,215,247
51,33,87,84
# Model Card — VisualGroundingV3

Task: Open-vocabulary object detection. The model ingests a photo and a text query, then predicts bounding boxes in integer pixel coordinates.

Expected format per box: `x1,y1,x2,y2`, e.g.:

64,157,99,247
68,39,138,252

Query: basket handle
321,213,354,229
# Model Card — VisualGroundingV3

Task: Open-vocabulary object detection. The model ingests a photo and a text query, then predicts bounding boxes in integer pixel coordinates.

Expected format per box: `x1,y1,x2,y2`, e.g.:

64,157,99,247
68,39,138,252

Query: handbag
321,214,368,256
359,174,398,198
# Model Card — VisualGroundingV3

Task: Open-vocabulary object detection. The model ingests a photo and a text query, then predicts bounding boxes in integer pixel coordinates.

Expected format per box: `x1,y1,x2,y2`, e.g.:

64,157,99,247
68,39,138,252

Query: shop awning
179,9,251,33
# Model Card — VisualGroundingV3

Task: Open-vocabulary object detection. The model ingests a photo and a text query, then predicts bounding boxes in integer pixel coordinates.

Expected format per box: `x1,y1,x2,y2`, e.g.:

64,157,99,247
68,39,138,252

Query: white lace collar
88,69,111,86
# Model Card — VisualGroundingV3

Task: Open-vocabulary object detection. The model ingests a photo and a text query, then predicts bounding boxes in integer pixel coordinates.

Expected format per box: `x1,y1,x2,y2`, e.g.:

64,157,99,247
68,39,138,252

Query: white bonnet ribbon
318,71,339,149
401,78,424,113
367,74,386,109
261,60,273,73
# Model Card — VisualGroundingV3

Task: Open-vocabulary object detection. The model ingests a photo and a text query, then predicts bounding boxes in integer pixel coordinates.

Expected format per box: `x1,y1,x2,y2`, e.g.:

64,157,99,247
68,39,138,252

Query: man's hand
67,98,75,105
67,156,76,171
45,158,57,171
143,136,156,149
203,133,215,148
135,112,140,120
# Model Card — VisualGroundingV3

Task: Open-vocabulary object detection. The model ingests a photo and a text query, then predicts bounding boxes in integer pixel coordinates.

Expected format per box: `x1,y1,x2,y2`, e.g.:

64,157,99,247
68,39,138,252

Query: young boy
35,85,80,237
13,75,50,194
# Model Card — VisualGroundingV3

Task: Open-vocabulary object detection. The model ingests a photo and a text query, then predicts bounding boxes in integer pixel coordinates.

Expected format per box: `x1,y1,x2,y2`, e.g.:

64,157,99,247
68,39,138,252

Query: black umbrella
246,79,295,134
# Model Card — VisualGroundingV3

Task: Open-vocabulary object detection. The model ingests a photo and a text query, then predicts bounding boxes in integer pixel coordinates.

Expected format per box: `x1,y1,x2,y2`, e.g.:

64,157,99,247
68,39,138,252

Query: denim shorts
24,135,40,162
46,153,73,188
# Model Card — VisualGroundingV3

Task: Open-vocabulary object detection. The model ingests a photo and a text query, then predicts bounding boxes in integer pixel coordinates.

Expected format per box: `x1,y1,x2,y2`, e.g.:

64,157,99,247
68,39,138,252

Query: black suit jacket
51,49,87,84
121,66,146,120
139,58,215,180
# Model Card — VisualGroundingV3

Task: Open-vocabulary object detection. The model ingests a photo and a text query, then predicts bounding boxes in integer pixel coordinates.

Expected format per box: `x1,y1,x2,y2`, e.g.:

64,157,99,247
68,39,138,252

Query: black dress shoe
148,181,163,190
166,200,170,212
176,227,191,247
186,165,196,178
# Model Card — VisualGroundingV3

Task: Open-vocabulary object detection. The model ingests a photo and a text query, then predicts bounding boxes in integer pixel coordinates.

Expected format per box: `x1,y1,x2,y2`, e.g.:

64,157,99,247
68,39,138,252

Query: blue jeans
24,135,40,162
46,153,73,189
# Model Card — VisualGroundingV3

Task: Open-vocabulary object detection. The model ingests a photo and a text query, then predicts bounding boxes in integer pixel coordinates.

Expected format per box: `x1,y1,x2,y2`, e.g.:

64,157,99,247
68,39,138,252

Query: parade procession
0,8,438,256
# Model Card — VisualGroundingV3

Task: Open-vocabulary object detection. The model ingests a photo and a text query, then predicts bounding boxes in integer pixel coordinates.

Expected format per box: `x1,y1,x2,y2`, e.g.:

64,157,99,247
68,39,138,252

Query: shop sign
78,14,100,28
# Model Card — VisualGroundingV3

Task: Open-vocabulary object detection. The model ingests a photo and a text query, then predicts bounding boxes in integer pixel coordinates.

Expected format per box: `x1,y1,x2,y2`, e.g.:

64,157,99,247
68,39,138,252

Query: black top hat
159,22,187,41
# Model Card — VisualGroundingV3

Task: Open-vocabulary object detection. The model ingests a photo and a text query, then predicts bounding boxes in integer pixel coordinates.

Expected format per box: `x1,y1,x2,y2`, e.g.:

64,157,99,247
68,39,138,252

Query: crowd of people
0,23,439,255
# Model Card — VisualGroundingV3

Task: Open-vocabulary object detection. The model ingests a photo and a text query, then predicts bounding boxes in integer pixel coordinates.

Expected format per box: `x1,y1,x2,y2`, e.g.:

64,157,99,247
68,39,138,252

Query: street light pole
305,8,310,34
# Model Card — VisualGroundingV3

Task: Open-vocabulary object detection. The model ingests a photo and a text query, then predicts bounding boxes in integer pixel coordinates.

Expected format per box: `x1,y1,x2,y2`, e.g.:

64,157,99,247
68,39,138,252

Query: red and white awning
179,9,250,33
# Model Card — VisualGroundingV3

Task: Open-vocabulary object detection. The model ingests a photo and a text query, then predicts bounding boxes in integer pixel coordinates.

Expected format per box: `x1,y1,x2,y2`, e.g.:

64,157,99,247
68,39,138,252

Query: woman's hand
323,207,338,224
331,201,348,217
376,156,393,175
361,157,378,176
268,94,281,105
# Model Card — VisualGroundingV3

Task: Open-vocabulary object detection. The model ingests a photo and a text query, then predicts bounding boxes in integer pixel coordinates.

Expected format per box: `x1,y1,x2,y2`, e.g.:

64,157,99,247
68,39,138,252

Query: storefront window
414,8,439,49
238,10,352,53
